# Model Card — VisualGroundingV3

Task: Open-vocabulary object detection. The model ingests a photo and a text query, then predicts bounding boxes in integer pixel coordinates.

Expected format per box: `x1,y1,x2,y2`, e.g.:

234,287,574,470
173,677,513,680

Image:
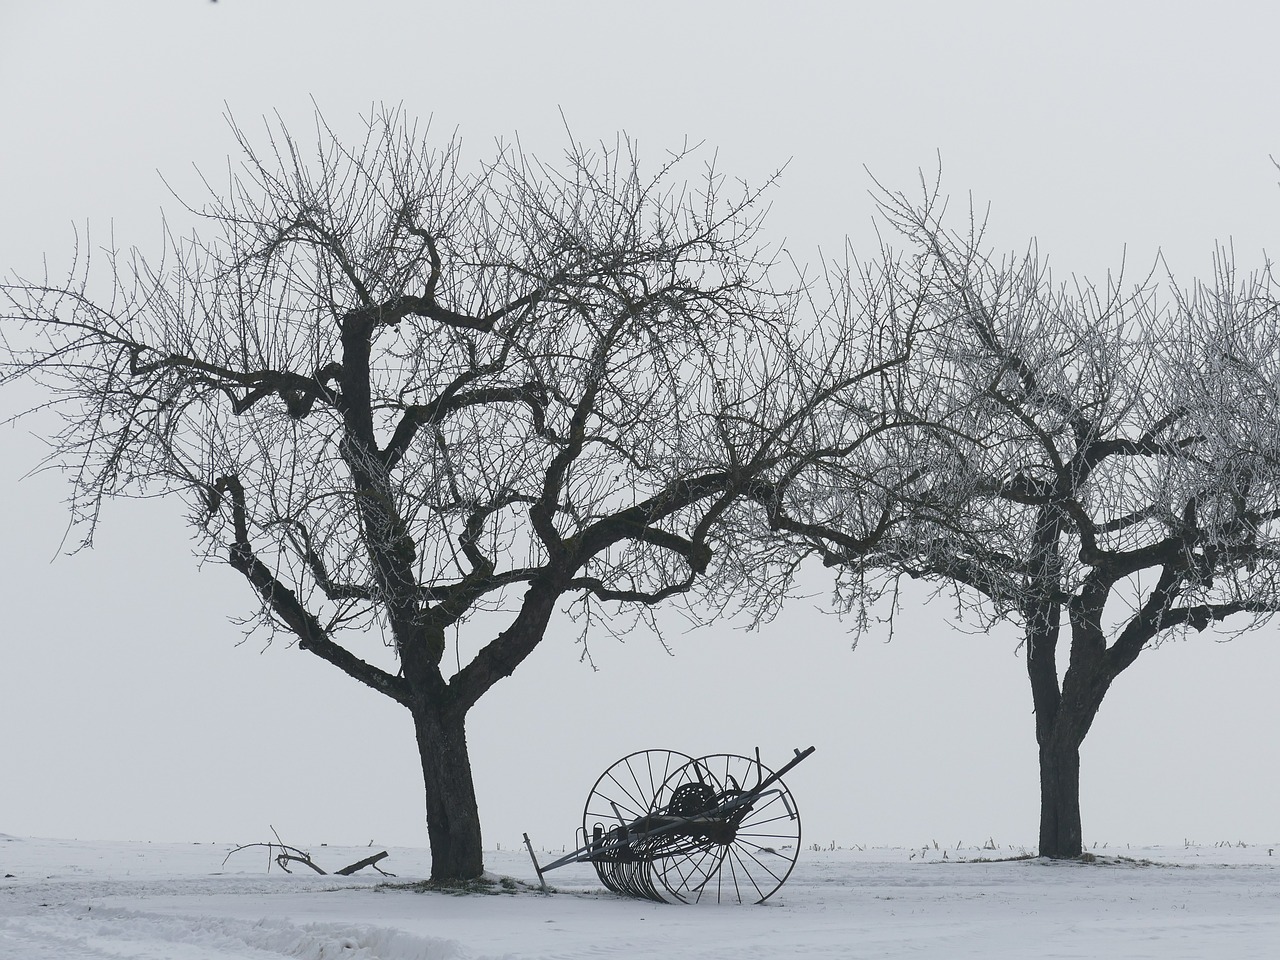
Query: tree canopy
783,176,1280,855
0,109,925,877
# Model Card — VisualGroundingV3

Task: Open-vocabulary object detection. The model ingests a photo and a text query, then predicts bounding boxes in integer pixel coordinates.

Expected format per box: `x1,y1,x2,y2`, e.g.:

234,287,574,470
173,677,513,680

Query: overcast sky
2,1,1279,854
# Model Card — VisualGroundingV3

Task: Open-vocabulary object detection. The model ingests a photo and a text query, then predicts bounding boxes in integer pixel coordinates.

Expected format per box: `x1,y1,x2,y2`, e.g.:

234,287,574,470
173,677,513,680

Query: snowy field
2,835,1278,958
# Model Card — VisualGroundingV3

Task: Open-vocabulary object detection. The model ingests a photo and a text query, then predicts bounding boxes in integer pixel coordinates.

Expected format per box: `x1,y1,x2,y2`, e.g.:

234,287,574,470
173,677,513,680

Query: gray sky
2,1,1278,852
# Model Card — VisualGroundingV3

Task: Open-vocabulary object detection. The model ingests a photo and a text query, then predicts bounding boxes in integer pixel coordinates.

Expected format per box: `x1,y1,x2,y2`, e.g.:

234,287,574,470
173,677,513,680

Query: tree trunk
411,705,484,881
1037,732,1083,858
1024,577,1112,861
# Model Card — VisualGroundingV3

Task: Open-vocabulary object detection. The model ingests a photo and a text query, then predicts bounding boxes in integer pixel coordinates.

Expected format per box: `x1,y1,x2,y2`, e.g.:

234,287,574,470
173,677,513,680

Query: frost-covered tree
0,110,915,879
781,178,1280,858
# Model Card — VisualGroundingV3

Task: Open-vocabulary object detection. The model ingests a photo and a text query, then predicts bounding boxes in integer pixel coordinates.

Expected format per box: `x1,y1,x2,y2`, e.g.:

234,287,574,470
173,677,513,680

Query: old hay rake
523,746,814,904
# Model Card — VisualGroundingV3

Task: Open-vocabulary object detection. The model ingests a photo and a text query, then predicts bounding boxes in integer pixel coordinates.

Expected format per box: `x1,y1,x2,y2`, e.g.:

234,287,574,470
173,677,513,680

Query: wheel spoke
727,843,767,902
582,750,694,898
732,841,786,884
582,749,803,904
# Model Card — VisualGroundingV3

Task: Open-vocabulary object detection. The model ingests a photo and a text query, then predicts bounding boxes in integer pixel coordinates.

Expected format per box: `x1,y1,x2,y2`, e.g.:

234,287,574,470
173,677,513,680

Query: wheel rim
649,753,802,904
582,749,694,897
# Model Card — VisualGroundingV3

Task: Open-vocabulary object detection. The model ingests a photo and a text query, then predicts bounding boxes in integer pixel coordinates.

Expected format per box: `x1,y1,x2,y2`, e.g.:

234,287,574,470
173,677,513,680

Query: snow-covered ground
2,834,1277,958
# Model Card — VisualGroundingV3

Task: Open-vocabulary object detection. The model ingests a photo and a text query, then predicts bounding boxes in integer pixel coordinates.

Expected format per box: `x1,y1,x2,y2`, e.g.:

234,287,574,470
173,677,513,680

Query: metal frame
524,745,814,904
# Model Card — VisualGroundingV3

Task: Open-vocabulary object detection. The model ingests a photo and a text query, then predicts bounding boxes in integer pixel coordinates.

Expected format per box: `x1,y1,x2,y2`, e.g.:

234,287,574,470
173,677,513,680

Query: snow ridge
1,908,488,960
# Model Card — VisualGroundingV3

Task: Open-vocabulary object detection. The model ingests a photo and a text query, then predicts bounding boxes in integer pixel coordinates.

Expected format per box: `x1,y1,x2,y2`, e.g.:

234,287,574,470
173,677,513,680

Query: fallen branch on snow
222,826,395,877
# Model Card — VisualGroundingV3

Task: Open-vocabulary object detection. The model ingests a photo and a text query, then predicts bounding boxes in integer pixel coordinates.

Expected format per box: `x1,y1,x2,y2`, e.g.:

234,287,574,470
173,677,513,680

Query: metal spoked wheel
649,753,803,904
582,749,693,897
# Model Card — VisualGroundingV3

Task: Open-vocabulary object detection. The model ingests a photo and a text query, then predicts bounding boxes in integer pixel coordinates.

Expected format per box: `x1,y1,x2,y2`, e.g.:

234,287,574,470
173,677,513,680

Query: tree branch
211,475,409,705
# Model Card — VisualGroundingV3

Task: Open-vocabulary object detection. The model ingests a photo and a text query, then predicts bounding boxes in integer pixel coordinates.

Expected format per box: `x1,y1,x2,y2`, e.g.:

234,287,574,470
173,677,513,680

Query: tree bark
1029,604,1111,860
412,704,484,881
1036,731,1084,858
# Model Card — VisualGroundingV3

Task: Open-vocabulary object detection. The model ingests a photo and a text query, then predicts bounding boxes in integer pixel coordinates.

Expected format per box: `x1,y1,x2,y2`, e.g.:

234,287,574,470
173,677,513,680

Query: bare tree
779,177,1280,858
0,109,913,879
